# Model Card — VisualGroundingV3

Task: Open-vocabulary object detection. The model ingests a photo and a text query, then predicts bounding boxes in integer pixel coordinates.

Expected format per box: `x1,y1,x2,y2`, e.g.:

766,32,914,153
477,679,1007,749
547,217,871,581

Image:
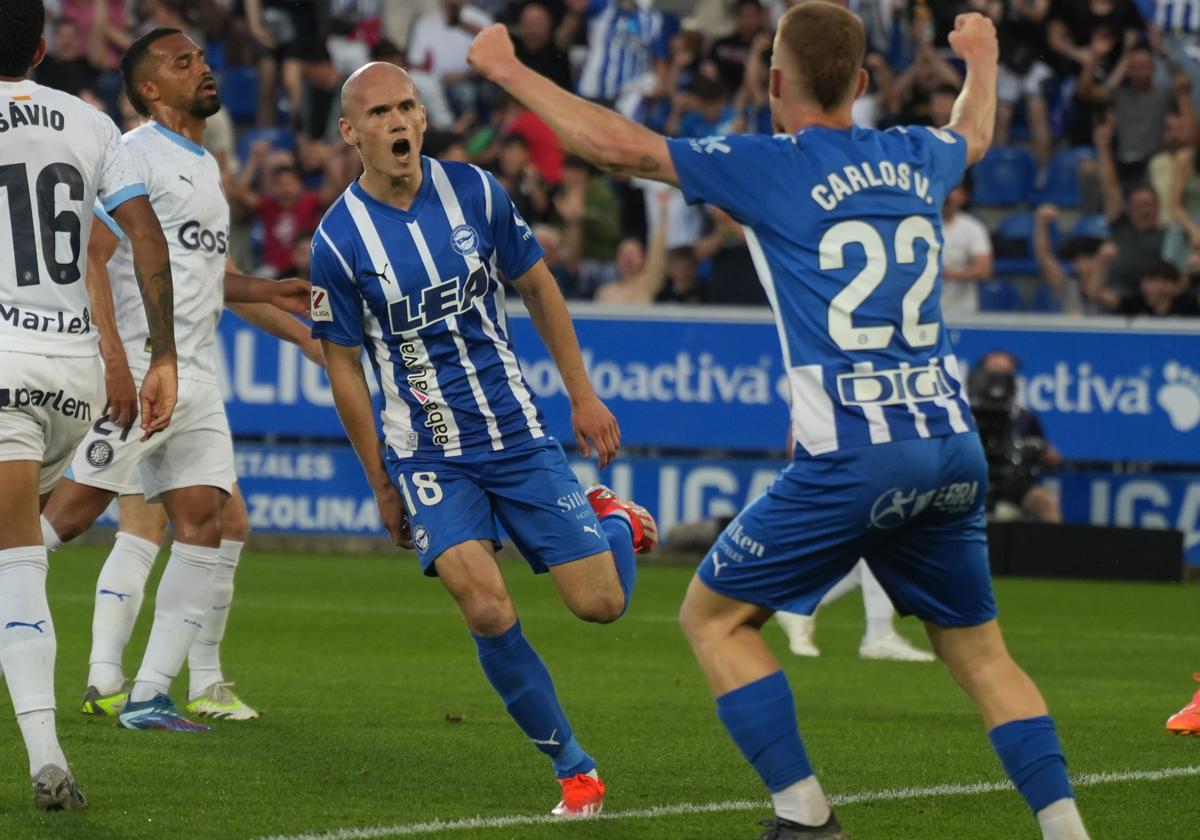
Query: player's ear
853,68,869,101
29,36,48,70
139,78,161,111
768,66,782,101
338,117,358,147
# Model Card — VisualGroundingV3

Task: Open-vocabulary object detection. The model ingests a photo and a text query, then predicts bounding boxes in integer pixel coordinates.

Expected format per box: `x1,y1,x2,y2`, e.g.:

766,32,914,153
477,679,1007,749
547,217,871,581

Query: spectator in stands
667,76,739,138
594,192,669,304
492,133,551,224
1087,44,1191,182
1145,0,1200,112
34,17,103,98
887,39,961,126
55,0,130,70
553,154,621,291
1082,255,1200,314
243,0,319,128
708,0,769,93
973,351,1063,523
575,0,672,107
233,141,333,277
513,1,573,91
1153,115,1200,269
993,0,1054,166
407,0,492,123
940,173,994,319
656,246,703,304
533,223,585,299
694,205,769,305
1033,203,1095,314
1095,113,1169,292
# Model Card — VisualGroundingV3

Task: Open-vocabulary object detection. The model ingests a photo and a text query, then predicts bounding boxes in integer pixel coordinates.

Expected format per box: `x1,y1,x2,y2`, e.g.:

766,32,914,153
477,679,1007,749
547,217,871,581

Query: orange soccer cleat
551,770,605,818
1166,674,1200,736
586,484,658,553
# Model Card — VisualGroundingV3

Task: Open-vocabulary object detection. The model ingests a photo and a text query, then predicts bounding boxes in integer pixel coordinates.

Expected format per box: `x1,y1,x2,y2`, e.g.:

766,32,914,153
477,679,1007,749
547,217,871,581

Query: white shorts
68,378,236,502
998,61,1053,106
0,351,104,495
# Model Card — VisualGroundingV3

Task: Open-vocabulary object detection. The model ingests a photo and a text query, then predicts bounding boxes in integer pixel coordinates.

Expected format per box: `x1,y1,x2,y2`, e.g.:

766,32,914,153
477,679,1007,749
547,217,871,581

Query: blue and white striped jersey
1151,0,1200,31
577,0,671,101
311,157,547,459
668,126,976,457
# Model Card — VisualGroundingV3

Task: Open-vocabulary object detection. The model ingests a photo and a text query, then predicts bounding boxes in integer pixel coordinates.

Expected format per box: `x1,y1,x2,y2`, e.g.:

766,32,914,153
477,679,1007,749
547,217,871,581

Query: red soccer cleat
551,771,605,818
586,484,658,553
1166,674,1200,736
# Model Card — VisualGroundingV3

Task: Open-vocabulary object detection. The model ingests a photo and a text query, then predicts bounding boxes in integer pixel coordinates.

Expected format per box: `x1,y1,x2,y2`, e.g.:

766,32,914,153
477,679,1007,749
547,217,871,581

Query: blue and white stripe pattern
1154,0,1200,31
577,0,670,101
311,158,546,458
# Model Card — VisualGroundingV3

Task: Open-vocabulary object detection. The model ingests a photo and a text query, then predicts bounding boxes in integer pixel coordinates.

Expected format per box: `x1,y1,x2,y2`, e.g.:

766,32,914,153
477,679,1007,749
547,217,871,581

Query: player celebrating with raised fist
314,62,656,818
469,5,1089,839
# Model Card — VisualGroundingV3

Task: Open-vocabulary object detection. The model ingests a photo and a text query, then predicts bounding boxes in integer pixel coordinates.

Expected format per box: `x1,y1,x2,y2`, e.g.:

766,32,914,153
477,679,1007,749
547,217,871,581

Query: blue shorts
385,437,610,576
698,434,997,628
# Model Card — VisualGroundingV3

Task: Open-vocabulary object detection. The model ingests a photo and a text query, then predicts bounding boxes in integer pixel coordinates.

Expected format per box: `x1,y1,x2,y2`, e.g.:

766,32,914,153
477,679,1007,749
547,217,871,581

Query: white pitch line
252,765,1200,840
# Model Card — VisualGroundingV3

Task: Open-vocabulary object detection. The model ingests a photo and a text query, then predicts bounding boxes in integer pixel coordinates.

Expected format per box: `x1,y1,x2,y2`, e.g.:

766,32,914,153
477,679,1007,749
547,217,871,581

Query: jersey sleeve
890,125,969,194
92,200,127,241
484,171,544,281
310,229,364,347
94,113,148,213
666,133,786,226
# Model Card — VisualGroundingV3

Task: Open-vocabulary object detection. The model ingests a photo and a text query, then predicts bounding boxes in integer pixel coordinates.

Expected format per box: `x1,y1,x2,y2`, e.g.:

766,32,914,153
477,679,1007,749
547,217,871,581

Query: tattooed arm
468,25,679,186
109,194,177,438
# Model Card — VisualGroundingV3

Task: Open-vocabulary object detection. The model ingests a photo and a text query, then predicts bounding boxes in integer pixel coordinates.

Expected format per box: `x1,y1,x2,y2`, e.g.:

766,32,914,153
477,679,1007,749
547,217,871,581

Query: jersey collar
150,120,207,156
349,156,433,220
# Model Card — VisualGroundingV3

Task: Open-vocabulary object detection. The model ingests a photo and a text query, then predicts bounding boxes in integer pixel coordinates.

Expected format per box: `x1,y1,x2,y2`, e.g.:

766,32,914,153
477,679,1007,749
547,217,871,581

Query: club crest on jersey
450,224,479,256
413,525,430,552
86,440,114,468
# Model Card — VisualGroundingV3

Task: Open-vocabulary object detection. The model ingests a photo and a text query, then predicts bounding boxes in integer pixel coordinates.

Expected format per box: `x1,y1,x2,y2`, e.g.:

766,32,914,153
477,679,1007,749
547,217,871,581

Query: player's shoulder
313,191,357,253
882,124,965,153
429,157,492,195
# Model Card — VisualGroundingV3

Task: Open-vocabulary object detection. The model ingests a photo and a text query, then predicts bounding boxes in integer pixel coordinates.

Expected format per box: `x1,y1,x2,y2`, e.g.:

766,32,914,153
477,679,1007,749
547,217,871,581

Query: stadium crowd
34,0,1200,315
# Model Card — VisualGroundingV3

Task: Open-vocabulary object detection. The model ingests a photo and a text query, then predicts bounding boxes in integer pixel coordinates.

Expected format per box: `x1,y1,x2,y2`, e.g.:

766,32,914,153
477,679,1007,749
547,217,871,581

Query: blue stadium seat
1070,213,1110,241
977,279,1024,311
1031,146,1095,208
1029,285,1063,313
991,211,1058,277
235,127,297,168
219,65,258,125
971,146,1036,206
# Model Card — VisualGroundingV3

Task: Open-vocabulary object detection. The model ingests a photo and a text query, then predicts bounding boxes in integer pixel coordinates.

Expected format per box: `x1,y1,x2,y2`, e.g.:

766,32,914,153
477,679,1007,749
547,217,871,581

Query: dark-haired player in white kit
0,0,178,809
37,27,308,732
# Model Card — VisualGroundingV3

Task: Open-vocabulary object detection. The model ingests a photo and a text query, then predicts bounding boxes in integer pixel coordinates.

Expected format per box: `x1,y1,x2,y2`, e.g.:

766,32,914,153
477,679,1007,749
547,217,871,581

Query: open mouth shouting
393,137,413,163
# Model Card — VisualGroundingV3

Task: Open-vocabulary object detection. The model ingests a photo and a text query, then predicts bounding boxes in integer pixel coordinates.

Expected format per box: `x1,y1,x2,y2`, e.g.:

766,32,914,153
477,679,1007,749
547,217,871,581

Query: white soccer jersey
95,122,228,384
0,79,146,357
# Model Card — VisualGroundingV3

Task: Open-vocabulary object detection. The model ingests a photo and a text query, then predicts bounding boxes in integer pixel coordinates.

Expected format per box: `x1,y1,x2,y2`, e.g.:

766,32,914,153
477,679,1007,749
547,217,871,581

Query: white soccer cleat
776,612,820,657
858,633,936,662
186,682,261,720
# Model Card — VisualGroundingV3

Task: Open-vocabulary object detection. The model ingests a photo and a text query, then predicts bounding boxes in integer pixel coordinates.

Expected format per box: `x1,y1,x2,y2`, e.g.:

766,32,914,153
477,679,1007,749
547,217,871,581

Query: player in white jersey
0,0,179,810
472,7,1090,839
35,28,308,732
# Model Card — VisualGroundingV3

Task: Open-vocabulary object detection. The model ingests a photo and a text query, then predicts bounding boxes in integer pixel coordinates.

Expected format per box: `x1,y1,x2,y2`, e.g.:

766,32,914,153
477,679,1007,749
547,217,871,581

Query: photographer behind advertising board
968,351,1063,523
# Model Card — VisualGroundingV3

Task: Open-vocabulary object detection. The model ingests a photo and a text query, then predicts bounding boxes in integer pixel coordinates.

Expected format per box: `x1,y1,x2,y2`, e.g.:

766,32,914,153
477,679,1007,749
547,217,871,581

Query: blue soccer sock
988,716,1075,814
599,516,637,613
716,670,814,793
473,620,595,779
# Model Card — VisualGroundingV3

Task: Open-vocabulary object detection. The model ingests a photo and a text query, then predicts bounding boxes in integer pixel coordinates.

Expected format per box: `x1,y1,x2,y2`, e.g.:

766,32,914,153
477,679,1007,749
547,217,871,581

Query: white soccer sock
40,516,63,554
0,546,68,774
859,562,898,645
130,542,218,703
772,775,832,827
817,560,863,608
1037,798,1090,840
87,531,160,695
187,539,243,698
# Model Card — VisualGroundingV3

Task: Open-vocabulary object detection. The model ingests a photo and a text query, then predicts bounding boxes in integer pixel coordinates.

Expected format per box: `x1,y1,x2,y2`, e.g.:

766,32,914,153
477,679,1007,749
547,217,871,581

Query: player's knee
221,500,250,542
569,589,625,625
677,597,710,647
460,595,517,637
172,512,222,547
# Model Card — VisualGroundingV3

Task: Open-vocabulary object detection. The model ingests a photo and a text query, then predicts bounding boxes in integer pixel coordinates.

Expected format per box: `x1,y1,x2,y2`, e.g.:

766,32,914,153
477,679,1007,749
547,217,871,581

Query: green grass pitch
0,547,1197,839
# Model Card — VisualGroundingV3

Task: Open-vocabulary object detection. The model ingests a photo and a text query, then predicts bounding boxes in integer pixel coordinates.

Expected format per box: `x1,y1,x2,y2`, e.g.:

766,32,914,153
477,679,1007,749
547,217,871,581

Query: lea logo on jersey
385,265,490,334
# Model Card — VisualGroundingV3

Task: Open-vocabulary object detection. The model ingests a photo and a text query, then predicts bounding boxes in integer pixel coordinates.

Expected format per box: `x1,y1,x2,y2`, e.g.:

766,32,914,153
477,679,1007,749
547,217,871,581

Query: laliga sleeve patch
311,286,333,322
